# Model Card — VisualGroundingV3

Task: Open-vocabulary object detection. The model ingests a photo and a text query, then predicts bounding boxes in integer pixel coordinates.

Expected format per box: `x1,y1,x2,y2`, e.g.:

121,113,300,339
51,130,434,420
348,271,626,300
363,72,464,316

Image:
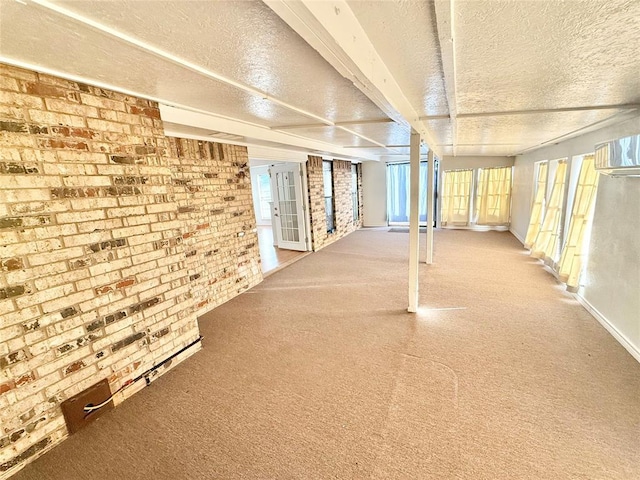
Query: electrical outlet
60,378,114,434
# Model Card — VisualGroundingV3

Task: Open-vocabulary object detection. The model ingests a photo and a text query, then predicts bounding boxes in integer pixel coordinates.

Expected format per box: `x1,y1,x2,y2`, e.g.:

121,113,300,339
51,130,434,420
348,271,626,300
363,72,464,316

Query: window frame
323,160,335,233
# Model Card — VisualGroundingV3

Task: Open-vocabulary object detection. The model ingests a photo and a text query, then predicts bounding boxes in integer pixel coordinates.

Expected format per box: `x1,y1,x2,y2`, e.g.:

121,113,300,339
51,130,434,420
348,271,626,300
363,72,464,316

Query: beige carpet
12,229,640,479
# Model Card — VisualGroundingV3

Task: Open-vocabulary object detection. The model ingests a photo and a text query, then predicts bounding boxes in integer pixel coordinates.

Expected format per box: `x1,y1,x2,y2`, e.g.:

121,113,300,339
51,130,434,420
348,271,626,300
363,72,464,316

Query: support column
435,159,443,229
408,130,420,313
426,150,435,264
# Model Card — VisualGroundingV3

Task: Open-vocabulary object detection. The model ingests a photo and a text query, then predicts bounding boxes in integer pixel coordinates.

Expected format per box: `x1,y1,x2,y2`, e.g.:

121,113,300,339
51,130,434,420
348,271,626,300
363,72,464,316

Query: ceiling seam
420,104,640,120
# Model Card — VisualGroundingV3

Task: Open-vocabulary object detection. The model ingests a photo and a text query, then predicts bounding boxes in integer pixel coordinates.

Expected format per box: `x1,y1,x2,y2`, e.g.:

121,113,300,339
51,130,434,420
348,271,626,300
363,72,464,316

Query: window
323,161,335,232
530,159,567,263
386,162,429,224
524,162,548,248
257,173,272,221
475,166,512,225
440,169,473,226
351,164,359,222
557,155,599,290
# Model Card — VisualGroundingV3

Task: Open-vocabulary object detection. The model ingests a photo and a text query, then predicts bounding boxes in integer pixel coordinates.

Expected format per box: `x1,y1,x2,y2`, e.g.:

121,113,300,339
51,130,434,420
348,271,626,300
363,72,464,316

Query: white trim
574,294,640,364
247,146,308,164
510,228,525,245
300,161,313,252
440,225,510,232
161,105,381,162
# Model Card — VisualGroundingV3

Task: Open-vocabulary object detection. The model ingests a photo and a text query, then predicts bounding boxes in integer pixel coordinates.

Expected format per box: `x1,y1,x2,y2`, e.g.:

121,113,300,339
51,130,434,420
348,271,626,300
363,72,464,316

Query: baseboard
574,294,640,364
263,251,311,278
440,225,510,232
509,228,526,245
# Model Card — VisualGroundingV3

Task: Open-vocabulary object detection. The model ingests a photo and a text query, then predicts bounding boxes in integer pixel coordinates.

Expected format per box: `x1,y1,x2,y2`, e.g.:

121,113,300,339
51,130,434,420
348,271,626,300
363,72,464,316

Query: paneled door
269,163,307,251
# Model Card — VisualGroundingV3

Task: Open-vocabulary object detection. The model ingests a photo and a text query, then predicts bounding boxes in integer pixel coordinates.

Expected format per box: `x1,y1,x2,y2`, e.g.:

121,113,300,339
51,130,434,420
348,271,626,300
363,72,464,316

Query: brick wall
0,64,261,478
306,156,362,251
306,156,328,251
167,137,261,317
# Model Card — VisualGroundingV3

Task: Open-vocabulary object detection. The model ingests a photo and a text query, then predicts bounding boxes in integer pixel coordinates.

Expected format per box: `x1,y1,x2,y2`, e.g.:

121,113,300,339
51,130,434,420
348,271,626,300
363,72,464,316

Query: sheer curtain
524,162,548,248
387,162,428,223
557,155,600,290
531,160,567,263
475,166,512,225
441,169,473,226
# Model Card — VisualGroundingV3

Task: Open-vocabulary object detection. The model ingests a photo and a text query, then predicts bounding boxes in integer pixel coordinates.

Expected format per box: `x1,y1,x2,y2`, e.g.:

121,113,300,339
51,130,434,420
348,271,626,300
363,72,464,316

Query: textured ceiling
0,0,638,160
55,0,388,123
346,0,449,118
454,0,640,113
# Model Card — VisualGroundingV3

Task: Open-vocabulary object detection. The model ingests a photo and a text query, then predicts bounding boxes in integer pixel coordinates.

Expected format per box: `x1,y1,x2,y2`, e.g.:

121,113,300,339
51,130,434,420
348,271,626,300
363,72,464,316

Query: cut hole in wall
60,379,114,434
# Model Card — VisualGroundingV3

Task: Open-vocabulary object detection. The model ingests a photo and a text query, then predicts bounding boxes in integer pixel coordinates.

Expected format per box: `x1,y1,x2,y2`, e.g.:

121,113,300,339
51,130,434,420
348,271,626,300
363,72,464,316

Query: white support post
435,158,443,229
408,130,421,313
426,150,435,264
421,153,427,264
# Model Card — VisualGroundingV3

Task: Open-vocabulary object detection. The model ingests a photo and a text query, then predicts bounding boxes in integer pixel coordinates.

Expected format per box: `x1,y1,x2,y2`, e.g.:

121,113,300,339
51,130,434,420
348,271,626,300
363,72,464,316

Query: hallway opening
256,225,306,275
250,161,310,275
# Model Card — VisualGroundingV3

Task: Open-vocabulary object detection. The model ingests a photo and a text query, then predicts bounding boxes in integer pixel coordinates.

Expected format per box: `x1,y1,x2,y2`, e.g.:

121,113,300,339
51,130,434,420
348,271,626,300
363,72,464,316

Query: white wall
362,160,387,226
249,165,271,226
511,160,535,243
583,174,640,359
511,112,640,361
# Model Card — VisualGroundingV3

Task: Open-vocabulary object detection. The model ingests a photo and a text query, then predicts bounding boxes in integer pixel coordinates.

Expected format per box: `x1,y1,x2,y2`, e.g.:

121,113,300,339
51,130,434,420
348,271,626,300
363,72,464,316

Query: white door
270,163,307,251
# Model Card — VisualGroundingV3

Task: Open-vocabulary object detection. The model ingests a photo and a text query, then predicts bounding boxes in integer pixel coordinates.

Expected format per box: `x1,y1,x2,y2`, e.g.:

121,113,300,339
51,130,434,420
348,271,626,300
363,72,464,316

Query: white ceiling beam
433,0,459,156
272,118,394,130
420,103,640,120
270,123,330,130
160,105,382,162
264,0,443,158
336,118,396,126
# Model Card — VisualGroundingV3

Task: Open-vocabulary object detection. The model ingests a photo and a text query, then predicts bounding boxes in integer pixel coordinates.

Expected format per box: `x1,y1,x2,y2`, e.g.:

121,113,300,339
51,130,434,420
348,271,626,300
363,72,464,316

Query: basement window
440,169,473,226
474,166,513,225
386,162,429,224
323,161,335,232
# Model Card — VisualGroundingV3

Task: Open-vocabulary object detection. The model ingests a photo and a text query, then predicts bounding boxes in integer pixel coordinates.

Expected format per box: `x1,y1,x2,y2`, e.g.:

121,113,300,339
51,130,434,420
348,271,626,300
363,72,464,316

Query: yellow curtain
524,162,548,248
475,166,512,225
557,155,600,290
441,169,472,226
531,160,567,263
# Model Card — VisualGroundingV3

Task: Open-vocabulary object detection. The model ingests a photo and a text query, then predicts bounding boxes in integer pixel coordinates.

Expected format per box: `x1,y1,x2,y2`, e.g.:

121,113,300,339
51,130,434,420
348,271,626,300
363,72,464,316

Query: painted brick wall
166,137,261,317
0,64,261,478
306,156,362,251
306,156,328,251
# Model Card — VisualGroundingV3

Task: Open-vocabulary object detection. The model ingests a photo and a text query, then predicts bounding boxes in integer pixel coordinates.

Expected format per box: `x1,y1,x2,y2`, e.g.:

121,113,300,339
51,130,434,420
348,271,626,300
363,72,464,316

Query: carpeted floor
12,229,640,479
